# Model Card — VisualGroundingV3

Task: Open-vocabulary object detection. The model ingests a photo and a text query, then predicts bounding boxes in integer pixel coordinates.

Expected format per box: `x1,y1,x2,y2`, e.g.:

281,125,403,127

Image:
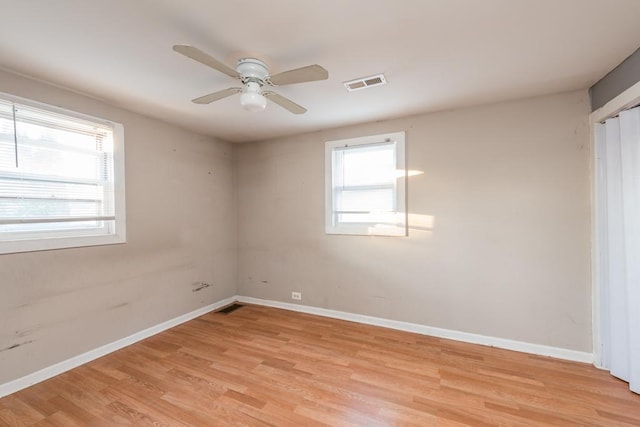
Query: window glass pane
340,143,395,186
1,219,109,234
336,188,394,212
338,212,399,224
0,178,105,201
0,198,106,219
13,125,110,181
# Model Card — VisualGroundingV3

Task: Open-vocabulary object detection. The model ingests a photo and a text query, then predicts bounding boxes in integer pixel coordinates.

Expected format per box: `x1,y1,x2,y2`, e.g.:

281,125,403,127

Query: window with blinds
325,132,407,236
0,94,126,254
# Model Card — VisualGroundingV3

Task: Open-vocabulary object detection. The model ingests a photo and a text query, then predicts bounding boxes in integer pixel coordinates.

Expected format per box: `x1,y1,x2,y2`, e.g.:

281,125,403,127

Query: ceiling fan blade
173,44,239,78
192,87,243,104
263,91,307,114
268,64,328,86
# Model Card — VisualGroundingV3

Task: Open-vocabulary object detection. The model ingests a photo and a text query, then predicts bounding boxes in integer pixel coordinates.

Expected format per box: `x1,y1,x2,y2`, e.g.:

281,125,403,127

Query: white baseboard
1,294,594,398
0,296,237,398
236,296,594,364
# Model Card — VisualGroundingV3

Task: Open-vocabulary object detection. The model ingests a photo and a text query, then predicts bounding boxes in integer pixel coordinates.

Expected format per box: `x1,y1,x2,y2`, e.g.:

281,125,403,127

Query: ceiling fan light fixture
240,81,266,112
240,91,267,112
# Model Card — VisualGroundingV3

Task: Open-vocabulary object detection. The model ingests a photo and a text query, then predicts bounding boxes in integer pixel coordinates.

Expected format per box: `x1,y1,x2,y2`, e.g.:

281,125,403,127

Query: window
0,93,125,254
325,131,406,236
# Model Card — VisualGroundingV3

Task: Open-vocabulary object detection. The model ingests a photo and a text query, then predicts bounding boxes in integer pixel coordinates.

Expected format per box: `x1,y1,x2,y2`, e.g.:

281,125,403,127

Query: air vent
217,303,243,314
343,73,387,92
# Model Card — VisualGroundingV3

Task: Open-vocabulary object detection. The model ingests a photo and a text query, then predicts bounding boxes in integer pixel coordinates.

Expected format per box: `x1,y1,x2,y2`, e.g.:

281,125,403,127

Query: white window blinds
0,97,118,242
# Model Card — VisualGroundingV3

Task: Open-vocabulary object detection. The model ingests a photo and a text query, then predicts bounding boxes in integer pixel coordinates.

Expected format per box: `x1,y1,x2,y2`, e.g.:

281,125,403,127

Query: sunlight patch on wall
397,169,425,178
408,213,435,232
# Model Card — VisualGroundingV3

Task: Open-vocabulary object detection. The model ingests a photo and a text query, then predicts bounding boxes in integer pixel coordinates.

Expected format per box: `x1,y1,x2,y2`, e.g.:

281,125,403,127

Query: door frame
590,80,640,367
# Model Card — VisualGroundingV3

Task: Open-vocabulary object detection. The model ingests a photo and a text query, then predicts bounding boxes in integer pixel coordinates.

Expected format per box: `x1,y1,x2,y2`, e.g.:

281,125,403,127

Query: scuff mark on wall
1,341,33,352
15,326,41,338
110,302,129,310
192,282,211,292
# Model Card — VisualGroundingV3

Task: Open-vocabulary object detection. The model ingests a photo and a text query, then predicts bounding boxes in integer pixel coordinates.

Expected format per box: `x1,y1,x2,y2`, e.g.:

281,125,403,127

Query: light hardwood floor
1,304,639,426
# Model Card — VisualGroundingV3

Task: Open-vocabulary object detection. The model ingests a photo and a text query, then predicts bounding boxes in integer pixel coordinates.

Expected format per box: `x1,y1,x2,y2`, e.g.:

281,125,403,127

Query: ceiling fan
173,45,329,114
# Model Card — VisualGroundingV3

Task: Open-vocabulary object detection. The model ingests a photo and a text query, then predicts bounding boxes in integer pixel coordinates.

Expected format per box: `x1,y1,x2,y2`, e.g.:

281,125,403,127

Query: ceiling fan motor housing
237,58,269,85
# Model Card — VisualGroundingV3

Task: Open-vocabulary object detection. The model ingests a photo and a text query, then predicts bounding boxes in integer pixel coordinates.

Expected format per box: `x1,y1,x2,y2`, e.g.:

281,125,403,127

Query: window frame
325,131,407,236
0,92,126,255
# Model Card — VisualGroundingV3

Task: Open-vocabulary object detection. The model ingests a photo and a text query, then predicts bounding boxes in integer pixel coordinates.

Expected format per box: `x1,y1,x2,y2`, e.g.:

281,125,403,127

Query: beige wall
237,90,592,352
0,70,236,384
0,75,592,386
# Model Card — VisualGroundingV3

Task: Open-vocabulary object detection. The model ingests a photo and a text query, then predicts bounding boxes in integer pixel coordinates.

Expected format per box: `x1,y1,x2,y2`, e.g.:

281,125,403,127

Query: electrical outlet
291,291,302,300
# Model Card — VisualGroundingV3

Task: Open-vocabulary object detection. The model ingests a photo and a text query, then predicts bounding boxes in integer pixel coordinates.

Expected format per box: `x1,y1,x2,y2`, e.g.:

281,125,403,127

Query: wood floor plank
0,408,28,427
2,303,640,426
0,396,44,425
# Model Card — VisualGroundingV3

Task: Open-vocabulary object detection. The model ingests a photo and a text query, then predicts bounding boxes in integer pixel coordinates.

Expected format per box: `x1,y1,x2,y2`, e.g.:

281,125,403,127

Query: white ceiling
1,0,640,143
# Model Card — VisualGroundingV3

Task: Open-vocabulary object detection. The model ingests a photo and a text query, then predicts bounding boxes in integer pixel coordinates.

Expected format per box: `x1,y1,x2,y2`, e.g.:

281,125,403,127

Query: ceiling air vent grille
344,74,387,92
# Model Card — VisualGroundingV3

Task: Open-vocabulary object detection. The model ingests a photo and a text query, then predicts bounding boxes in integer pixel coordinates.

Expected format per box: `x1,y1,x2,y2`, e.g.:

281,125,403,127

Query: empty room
1,0,640,425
